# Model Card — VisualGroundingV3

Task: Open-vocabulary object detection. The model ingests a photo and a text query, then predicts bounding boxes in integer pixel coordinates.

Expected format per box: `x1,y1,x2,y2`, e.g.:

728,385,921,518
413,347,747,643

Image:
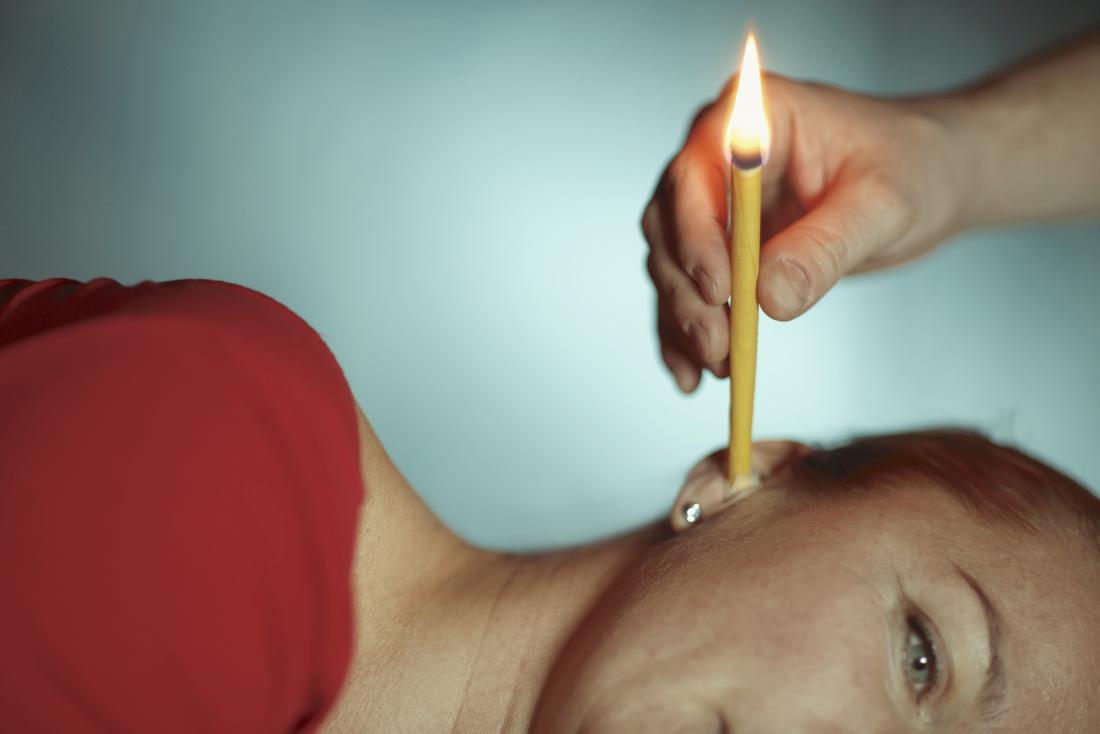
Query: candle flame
725,33,770,168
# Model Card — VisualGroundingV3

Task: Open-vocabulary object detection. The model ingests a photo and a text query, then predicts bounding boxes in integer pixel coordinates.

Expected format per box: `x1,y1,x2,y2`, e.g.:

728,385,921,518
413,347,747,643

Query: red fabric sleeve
0,278,363,733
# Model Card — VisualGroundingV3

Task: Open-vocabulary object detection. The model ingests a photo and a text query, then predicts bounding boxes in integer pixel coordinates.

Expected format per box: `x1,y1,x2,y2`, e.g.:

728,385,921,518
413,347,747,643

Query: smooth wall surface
2,0,1098,549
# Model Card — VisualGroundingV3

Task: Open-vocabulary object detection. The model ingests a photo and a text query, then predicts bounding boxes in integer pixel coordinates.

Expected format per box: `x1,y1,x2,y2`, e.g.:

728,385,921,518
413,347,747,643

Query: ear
668,440,811,532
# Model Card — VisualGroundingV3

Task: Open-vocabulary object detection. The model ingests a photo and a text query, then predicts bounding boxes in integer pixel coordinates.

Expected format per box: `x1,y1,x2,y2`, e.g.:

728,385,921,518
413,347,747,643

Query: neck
321,408,663,732
453,537,655,731
336,528,657,732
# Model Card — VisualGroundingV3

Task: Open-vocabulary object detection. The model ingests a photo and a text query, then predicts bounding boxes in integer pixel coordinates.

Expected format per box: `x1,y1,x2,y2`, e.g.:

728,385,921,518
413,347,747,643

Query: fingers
672,101,734,309
642,103,735,386
647,239,730,378
658,306,701,394
758,176,909,321
665,152,730,307
644,187,731,382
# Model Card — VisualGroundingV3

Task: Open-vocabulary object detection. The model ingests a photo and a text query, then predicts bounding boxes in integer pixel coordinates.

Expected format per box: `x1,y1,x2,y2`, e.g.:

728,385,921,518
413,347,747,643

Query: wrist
906,93,983,235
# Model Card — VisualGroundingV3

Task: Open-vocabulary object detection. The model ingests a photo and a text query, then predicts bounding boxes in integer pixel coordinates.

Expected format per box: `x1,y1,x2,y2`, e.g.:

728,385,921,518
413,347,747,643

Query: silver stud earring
681,502,702,525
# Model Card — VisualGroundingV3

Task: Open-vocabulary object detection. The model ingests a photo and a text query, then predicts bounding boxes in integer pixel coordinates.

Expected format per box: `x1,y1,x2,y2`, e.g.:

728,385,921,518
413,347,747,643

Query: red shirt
0,278,363,732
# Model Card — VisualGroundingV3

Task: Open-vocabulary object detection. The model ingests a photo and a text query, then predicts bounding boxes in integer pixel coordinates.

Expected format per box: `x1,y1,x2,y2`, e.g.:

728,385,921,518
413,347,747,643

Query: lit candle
725,33,770,490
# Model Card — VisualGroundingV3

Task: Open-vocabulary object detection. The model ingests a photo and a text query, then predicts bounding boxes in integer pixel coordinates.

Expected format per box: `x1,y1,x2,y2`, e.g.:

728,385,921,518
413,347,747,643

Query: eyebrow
954,564,1008,723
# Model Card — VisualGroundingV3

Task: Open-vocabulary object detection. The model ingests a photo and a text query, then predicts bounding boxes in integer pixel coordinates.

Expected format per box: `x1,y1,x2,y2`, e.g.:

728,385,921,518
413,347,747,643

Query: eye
904,615,938,700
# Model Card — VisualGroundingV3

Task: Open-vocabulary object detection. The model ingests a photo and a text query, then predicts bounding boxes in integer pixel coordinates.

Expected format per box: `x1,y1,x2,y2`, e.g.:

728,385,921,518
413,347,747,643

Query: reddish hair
789,429,1100,553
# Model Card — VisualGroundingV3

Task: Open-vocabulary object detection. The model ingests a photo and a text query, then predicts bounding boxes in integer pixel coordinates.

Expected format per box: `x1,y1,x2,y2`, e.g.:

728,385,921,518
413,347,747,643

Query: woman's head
533,430,1100,732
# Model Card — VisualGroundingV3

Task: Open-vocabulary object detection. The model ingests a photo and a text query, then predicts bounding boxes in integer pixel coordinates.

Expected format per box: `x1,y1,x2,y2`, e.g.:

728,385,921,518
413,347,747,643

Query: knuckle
645,252,661,284
800,222,848,284
860,173,900,211
666,289,701,332
663,274,687,304
648,256,683,302
689,99,722,131
640,201,660,241
861,174,911,235
664,152,696,192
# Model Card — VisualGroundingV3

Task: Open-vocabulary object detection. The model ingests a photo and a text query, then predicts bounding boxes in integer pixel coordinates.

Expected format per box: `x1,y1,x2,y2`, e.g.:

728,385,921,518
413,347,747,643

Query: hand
642,75,968,392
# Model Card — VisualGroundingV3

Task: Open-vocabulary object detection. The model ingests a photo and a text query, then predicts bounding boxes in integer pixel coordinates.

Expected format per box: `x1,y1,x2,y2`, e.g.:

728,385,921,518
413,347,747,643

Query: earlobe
668,440,811,532
669,448,728,533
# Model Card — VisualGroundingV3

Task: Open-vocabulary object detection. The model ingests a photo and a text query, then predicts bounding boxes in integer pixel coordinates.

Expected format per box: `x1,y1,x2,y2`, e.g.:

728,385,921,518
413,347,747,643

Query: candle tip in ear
729,472,761,495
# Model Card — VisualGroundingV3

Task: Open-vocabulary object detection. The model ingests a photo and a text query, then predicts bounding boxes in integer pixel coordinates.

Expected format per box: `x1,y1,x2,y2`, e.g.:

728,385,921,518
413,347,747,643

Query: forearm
933,30,1100,228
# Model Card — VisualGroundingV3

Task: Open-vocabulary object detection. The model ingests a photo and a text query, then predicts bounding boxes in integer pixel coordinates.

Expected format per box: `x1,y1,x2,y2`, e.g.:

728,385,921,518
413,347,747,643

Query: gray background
2,1,1098,550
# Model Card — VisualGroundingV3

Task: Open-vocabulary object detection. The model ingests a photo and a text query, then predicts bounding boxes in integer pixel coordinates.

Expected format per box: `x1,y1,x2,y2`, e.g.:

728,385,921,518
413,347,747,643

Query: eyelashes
903,613,940,702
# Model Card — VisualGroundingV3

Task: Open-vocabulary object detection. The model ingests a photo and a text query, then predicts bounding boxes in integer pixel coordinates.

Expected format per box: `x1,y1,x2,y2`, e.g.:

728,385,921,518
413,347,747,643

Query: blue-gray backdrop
3,0,1098,549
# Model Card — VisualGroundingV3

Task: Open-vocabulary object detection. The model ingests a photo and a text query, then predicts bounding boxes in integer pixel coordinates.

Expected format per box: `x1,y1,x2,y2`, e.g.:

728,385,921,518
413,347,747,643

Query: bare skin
319,406,662,732
642,31,1100,391
321,32,1100,733
321,408,1100,732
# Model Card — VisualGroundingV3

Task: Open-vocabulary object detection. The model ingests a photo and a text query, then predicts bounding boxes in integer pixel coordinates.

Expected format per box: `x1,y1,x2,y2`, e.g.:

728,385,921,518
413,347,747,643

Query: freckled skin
327,411,1099,733
531,465,1100,733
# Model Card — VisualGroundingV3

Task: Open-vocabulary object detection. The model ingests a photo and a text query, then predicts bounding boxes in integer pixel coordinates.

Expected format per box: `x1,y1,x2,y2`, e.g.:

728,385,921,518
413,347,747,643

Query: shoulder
11,277,353,408
0,278,365,729
2,277,363,501
127,278,343,375
3,277,340,377
140,278,365,497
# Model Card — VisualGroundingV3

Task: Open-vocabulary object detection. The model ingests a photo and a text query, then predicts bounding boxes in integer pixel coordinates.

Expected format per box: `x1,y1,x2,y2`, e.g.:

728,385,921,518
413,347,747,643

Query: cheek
581,684,724,734
721,569,899,729
556,584,899,733
542,510,916,732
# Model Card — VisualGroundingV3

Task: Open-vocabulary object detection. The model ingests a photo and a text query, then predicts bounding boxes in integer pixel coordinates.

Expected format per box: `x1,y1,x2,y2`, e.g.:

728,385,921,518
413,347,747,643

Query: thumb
757,179,906,321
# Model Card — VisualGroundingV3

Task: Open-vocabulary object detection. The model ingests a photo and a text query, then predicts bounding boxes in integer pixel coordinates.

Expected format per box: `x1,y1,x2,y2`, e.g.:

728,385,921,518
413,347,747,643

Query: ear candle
725,33,769,490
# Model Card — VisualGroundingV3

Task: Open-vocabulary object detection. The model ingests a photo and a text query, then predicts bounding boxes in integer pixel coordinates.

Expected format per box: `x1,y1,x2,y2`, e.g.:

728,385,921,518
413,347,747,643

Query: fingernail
692,267,720,306
688,322,712,363
768,260,811,319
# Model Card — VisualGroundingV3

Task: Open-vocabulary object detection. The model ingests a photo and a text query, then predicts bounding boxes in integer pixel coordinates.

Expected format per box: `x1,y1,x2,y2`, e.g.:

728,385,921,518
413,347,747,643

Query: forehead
967,521,1100,730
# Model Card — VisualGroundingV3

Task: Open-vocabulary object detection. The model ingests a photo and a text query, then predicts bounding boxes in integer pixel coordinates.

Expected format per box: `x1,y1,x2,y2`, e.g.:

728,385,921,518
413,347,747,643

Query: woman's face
533,452,1099,733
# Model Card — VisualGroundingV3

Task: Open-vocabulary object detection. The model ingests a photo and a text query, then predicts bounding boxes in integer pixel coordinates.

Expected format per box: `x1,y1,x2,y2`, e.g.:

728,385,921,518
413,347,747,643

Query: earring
681,502,703,525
